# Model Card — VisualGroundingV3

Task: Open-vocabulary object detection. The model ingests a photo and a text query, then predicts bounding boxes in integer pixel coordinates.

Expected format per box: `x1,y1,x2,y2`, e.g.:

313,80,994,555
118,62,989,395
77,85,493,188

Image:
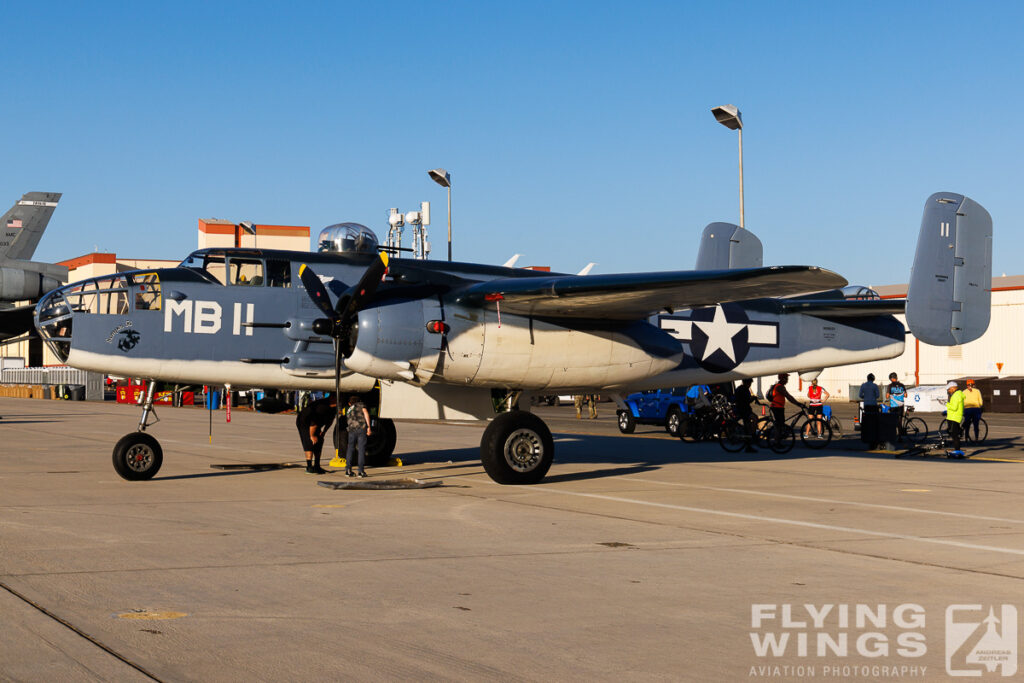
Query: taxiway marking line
628,478,1024,524
495,484,1024,557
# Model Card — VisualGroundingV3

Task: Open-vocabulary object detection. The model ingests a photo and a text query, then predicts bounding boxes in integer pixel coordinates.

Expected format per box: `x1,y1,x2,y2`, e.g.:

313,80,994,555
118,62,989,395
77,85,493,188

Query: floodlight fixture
710,104,745,228
428,168,453,261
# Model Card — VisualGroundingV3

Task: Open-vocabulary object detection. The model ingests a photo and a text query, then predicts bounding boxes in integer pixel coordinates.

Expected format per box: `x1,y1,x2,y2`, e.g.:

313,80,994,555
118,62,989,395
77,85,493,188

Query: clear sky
3,1,1021,286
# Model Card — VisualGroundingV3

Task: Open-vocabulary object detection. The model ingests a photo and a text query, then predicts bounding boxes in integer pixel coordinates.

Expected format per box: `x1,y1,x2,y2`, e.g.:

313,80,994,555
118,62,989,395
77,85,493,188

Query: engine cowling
0,267,62,301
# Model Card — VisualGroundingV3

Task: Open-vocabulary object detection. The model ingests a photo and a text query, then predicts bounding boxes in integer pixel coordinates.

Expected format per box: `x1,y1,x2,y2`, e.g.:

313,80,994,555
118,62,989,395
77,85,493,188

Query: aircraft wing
779,299,906,317
455,266,847,319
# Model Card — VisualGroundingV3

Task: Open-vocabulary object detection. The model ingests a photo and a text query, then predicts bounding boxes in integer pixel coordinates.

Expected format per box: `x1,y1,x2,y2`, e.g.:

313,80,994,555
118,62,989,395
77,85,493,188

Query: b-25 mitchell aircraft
0,192,68,342
34,192,991,484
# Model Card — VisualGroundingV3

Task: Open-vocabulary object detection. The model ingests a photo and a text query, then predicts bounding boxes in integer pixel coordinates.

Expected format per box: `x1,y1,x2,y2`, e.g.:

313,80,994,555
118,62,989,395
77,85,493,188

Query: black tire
964,417,988,443
799,417,832,449
718,419,747,453
112,432,163,481
829,416,842,438
480,411,554,485
769,423,795,454
679,415,699,442
364,418,397,467
617,410,636,434
665,407,683,437
903,416,928,444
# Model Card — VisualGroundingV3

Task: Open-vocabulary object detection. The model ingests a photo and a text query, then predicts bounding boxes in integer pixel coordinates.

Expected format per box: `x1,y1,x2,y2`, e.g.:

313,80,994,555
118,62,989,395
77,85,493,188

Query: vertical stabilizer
0,192,62,261
906,192,992,345
694,222,763,270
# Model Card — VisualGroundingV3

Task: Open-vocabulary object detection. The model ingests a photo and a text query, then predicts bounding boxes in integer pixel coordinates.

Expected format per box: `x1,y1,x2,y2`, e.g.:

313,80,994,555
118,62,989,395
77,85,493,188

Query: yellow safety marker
900,489,931,492
117,610,187,620
973,456,1024,463
312,504,345,508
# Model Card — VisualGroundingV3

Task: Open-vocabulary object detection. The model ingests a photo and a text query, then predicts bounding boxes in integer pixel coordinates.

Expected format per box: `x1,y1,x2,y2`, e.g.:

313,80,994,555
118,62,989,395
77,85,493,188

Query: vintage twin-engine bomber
36,193,992,484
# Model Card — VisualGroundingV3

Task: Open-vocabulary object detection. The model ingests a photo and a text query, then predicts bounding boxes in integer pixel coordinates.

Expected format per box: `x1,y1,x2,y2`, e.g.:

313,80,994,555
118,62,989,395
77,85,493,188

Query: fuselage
34,247,905,394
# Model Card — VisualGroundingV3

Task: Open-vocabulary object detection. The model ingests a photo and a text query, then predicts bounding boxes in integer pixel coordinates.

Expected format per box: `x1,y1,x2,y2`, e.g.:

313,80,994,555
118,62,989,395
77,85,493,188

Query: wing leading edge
453,266,847,320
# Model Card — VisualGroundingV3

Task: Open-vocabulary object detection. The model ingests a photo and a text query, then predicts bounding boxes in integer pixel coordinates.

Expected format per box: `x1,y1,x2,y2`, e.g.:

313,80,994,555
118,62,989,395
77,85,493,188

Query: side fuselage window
133,272,161,311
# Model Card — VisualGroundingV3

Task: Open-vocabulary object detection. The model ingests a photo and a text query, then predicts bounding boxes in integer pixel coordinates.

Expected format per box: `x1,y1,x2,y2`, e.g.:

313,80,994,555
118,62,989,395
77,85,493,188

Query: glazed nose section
34,286,74,363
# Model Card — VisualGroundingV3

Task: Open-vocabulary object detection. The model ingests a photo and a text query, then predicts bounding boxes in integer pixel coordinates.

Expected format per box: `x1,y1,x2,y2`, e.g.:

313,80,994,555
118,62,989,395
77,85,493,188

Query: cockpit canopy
317,223,379,254
841,285,881,300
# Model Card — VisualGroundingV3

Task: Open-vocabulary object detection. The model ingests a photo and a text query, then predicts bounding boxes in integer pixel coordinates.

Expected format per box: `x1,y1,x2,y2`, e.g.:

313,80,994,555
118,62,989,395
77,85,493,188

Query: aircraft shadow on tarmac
394,431,1024,483
0,419,60,425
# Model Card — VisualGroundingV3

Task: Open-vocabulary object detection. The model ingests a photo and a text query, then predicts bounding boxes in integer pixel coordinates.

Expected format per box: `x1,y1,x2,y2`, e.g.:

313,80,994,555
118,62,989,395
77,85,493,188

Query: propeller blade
298,264,336,318
339,252,389,319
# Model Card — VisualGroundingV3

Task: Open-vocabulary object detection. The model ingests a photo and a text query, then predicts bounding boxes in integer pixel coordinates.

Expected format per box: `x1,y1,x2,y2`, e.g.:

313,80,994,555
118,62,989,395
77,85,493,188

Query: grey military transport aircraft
34,192,991,485
0,192,69,342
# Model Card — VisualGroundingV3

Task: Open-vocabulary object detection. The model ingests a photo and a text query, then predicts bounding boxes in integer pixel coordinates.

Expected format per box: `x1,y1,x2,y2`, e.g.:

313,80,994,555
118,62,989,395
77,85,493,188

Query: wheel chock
317,478,442,490
327,457,346,468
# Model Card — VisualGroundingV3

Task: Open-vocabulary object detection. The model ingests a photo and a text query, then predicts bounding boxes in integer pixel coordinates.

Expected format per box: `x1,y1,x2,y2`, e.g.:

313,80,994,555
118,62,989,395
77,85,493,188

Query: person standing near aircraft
944,381,965,456
805,378,829,437
886,372,907,439
588,394,599,419
296,393,337,474
734,378,760,453
574,394,585,419
859,373,880,413
345,394,373,477
768,373,804,445
962,379,984,441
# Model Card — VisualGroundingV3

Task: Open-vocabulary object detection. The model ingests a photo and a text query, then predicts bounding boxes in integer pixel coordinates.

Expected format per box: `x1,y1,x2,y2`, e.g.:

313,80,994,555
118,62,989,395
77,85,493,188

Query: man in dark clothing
296,393,337,474
734,378,761,453
768,373,805,445
345,394,373,477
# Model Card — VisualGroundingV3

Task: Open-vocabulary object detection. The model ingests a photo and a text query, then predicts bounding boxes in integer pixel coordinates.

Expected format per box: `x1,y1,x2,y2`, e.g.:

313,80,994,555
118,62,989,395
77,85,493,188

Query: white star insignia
693,305,746,362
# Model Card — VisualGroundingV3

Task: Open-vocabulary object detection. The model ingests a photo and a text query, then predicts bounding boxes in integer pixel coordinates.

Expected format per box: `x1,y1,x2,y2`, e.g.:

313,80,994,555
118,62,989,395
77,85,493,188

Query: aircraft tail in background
0,192,62,261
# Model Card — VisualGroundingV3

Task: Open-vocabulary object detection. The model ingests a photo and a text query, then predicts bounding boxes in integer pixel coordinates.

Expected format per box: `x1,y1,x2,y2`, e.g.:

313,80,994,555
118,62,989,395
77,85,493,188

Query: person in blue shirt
686,384,711,411
887,372,907,438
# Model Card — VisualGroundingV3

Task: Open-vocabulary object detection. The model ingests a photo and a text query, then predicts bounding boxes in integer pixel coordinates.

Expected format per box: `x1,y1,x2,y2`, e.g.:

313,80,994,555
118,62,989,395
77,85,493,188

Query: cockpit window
267,259,291,287
132,272,161,310
228,258,264,286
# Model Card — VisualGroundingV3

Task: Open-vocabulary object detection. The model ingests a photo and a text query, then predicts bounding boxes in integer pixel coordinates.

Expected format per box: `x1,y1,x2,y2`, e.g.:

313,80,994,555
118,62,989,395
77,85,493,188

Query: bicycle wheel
678,415,699,443
719,419,747,453
828,416,842,438
799,417,832,449
964,418,988,443
755,416,773,448
903,417,928,444
769,423,795,454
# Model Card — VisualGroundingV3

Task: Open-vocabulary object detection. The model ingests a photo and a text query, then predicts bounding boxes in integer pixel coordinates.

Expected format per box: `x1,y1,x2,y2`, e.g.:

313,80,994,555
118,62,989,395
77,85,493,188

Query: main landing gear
480,410,554,485
112,380,164,481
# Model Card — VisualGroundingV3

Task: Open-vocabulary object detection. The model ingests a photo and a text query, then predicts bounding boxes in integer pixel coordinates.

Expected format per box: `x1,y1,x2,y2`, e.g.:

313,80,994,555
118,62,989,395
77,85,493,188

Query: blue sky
3,1,1021,286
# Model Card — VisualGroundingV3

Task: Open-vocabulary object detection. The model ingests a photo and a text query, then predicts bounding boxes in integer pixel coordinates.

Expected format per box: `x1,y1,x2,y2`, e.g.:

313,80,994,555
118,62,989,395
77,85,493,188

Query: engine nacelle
0,267,61,301
344,301,684,389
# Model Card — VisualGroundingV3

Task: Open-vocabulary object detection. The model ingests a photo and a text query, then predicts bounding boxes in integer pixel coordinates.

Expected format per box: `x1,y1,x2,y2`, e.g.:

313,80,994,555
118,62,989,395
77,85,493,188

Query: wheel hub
126,444,154,472
503,428,543,473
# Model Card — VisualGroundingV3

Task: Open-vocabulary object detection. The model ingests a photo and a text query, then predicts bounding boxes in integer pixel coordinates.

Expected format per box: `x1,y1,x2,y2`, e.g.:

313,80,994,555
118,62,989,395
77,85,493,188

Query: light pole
711,105,744,228
428,168,452,261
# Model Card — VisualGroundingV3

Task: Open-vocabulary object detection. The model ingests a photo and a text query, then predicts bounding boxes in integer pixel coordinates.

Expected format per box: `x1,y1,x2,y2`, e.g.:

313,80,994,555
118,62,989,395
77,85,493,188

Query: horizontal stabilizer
694,223,763,270
780,299,906,317
906,192,992,345
456,266,847,320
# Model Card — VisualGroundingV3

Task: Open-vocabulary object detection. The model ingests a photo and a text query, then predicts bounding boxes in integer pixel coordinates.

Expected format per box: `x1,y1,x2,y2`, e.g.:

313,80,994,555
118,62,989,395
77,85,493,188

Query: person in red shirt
805,378,830,437
768,373,806,445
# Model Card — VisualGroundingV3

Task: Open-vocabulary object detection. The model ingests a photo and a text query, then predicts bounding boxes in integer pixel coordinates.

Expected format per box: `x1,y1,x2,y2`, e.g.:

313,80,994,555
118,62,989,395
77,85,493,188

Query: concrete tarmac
2,398,1024,681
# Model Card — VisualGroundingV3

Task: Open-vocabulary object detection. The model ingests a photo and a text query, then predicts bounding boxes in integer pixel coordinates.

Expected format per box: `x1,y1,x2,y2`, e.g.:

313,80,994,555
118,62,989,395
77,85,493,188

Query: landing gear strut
112,380,164,481
480,411,554,484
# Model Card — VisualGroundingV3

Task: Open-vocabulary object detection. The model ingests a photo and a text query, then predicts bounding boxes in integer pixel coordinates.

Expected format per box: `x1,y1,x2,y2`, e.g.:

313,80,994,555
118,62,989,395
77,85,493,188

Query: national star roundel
659,303,780,374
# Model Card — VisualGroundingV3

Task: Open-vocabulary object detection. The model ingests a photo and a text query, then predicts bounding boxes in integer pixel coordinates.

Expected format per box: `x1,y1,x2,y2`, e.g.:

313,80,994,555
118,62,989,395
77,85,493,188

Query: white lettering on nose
233,302,255,336
194,301,222,334
164,299,192,333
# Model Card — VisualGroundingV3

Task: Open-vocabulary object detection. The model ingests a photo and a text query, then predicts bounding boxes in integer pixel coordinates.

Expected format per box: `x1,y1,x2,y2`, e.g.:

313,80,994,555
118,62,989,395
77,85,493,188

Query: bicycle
896,405,929,444
937,415,987,443
680,394,733,443
897,422,968,459
756,406,832,453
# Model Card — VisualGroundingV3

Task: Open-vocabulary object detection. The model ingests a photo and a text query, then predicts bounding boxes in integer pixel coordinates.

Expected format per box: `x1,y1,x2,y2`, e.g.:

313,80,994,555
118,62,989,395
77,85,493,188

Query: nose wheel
112,379,164,481
112,432,164,480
